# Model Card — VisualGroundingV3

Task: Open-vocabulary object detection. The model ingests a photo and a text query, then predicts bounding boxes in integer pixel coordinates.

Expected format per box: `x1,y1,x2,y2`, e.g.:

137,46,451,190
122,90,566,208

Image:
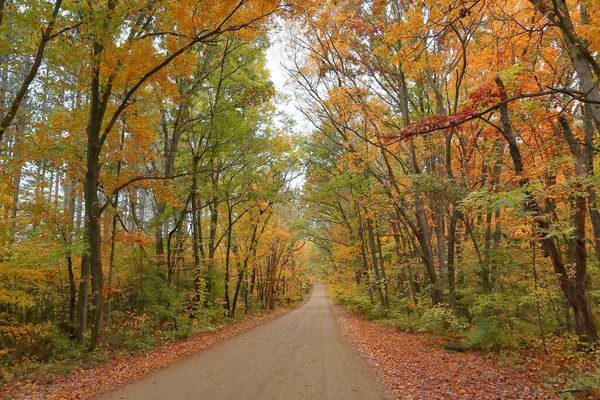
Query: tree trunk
191,157,203,310
375,222,390,309
530,0,600,129
365,213,387,308
482,209,493,294
76,253,89,345
231,267,244,319
414,191,442,305
356,204,374,304
391,220,409,297
106,127,125,329
207,193,219,303
105,207,118,329
85,130,105,350
224,199,233,316
64,178,77,337
495,75,597,342
583,103,600,260
233,217,261,317
154,104,184,265
559,115,598,342
82,36,108,349
447,208,458,309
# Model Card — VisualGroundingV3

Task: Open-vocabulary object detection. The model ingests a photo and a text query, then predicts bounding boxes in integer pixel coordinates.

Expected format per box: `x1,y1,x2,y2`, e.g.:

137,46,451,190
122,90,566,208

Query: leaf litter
333,304,567,400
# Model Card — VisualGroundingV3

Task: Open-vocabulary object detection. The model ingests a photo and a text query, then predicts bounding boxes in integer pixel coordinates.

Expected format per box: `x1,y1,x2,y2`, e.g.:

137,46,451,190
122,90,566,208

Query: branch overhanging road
98,283,385,400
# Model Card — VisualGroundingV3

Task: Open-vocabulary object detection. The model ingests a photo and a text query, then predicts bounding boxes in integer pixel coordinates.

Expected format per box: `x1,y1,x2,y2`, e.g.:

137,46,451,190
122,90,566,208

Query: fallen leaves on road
333,305,561,400
2,309,291,400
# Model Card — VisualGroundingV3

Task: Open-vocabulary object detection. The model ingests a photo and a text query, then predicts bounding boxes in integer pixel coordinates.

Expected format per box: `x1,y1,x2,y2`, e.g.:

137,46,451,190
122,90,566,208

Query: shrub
557,359,600,399
107,312,155,351
193,307,228,331
329,282,387,320
418,305,465,334
465,315,516,350
161,317,195,341
0,320,83,381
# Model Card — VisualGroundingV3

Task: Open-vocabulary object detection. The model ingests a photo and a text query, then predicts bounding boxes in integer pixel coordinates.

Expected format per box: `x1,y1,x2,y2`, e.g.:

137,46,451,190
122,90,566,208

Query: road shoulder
3,306,300,400
332,304,557,400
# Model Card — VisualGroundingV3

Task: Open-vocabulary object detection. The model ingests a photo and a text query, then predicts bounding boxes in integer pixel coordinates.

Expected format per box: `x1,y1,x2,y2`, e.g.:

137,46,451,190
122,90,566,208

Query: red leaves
382,83,503,142
334,305,559,400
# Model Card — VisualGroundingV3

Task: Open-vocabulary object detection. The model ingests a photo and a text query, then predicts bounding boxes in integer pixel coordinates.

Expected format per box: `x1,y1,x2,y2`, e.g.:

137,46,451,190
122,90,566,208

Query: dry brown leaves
333,305,561,400
2,309,291,400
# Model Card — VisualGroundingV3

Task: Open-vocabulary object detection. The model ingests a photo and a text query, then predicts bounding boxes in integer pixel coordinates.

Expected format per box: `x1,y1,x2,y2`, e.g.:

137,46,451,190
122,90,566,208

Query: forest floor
333,304,599,400
1,306,299,400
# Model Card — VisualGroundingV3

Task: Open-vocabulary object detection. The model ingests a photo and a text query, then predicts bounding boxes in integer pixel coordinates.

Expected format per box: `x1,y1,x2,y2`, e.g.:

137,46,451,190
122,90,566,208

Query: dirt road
98,283,385,400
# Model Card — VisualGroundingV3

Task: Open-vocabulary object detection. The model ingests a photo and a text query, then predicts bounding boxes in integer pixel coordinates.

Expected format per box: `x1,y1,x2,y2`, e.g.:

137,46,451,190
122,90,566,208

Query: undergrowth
0,293,304,385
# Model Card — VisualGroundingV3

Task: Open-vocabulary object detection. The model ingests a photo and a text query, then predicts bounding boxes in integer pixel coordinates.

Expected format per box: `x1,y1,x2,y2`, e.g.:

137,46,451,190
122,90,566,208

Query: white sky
265,25,310,189
265,23,311,136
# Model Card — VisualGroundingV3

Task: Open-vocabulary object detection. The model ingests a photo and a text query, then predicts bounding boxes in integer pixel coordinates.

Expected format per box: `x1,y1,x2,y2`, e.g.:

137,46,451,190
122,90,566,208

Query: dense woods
2,0,600,393
0,0,309,376
290,0,600,351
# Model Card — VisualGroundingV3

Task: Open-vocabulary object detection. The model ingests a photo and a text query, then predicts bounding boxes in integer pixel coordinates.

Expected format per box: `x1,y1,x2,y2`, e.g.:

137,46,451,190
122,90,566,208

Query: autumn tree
290,0,600,344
